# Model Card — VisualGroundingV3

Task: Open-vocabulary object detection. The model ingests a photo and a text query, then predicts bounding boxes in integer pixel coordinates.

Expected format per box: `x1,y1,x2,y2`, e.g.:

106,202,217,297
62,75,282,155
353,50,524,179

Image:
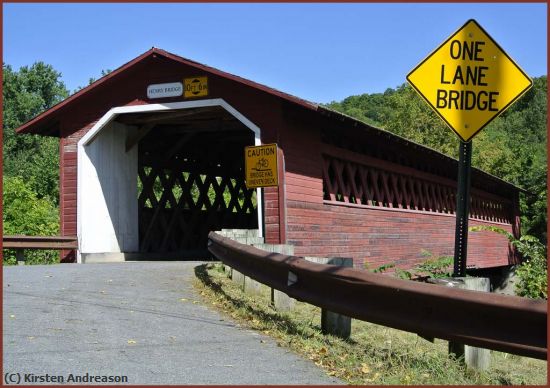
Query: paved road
3,262,341,385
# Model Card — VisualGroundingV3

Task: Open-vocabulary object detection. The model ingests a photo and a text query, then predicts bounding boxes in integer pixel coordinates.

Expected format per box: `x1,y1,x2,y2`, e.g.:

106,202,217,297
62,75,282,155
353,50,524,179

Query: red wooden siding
287,200,516,270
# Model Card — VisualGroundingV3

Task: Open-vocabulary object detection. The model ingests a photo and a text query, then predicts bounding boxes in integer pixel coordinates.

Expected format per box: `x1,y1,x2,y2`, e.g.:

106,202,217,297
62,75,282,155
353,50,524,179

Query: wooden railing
321,144,514,224
3,235,78,264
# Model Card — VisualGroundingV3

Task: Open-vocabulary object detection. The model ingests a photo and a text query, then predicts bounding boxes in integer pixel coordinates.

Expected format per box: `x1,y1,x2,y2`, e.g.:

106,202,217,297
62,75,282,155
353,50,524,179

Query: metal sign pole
453,140,473,277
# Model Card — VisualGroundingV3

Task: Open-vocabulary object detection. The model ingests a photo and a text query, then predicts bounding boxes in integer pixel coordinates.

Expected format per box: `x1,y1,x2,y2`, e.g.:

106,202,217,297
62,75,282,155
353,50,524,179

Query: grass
193,263,547,385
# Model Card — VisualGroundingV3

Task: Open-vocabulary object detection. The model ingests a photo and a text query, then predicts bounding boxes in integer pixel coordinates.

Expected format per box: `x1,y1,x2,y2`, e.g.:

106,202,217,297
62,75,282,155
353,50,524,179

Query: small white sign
147,82,183,99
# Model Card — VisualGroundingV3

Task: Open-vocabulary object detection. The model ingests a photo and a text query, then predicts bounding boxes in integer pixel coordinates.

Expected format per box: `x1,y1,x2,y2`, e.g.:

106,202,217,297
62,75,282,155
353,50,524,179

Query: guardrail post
244,274,263,295
305,256,353,339
429,277,491,370
223,264,232,277
231,269,246,289
16,249,25,265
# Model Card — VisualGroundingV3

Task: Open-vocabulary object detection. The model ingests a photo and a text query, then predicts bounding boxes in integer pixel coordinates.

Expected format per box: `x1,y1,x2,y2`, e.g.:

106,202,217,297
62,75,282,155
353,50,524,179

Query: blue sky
3,3,547,104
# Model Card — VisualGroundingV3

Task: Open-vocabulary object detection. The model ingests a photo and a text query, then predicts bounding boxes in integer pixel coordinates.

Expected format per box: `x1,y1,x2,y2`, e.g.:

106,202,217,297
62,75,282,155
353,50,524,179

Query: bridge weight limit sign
407,19,532,276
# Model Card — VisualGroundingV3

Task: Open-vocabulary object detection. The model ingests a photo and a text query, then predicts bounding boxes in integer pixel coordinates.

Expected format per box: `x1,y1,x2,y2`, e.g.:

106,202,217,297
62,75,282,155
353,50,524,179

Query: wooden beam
126,123,155,152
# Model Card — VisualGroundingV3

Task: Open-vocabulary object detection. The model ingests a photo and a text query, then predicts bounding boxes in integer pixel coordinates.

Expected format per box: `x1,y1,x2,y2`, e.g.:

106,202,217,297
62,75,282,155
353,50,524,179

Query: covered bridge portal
16,48,521,269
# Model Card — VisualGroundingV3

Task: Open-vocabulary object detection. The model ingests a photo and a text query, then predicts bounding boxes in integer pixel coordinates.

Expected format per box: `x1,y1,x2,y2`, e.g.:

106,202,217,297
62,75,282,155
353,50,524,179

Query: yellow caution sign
407,19,532,142
184,76,208,98
244,144,278,188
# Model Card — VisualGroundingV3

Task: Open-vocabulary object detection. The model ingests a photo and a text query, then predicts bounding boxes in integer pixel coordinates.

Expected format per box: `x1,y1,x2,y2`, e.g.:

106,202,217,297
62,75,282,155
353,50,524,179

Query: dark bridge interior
116,106,258,258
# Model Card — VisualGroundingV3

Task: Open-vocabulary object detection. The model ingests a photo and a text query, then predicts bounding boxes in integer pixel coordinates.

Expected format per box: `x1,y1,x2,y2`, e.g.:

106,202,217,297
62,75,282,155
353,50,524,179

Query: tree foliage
326,76,547,244
3,62,69,202
3,176,60,265
470,225,547,299
3,62,69,264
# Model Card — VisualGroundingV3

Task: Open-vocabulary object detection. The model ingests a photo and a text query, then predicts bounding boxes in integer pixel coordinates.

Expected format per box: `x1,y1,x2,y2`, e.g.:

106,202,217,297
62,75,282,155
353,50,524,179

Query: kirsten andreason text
4,372,129,384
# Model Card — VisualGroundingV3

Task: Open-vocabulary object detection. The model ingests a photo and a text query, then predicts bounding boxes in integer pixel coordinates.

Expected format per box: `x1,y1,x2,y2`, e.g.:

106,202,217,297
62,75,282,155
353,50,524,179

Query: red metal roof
15,47,318,135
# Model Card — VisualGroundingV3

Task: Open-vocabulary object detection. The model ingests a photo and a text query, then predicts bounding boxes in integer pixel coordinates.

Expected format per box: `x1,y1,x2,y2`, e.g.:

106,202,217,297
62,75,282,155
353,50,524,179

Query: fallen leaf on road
27,336,35,340
192,301,199,304
127,340,136,344
9,315,15,319
180,298,188,302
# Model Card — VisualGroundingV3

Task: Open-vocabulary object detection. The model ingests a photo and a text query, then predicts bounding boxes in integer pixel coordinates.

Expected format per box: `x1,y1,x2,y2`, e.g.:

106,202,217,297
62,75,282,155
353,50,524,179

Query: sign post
453,141,472,276
407,19,532,276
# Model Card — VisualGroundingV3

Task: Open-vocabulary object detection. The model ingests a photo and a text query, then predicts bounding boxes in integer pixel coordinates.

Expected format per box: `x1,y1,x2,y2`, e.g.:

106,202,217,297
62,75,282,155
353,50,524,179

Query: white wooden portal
76,99,262,263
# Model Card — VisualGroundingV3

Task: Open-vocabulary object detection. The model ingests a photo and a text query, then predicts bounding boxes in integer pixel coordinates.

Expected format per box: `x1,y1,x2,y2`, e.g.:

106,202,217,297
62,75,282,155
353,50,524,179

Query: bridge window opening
322,154,512,224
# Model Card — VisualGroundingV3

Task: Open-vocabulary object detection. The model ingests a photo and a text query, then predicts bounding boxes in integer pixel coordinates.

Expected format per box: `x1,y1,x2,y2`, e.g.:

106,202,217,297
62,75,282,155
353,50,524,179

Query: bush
470,225,547,299
3,176,60,265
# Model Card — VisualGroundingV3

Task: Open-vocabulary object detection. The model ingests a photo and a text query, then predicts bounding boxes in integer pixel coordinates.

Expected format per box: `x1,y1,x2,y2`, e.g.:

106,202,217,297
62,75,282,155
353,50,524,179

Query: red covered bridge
16,48,521,269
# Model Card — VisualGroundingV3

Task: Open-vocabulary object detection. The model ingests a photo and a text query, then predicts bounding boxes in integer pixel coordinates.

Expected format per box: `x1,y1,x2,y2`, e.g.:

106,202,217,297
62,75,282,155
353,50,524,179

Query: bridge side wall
286,200,515,270
279,106,518,270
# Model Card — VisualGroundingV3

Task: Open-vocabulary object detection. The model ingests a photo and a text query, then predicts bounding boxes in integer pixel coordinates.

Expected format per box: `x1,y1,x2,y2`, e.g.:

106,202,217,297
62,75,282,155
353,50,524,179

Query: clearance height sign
407,19,532,142
244,144,278,189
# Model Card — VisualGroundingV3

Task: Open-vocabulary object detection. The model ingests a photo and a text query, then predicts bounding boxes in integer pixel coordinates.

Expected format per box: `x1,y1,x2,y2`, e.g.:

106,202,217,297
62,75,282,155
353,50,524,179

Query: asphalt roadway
3,262,341,385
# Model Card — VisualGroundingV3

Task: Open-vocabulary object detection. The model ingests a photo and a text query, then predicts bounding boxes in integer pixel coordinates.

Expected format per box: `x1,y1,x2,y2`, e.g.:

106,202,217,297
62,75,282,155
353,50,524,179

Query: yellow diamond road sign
407,19,532,142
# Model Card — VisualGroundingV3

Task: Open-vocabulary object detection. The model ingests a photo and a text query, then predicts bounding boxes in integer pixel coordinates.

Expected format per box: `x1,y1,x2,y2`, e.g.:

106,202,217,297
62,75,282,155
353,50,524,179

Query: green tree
3,176,60,265
3,62,69,203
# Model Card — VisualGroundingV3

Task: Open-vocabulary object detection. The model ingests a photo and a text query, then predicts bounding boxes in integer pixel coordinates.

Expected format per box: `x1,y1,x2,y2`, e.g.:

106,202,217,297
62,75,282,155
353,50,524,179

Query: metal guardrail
207,231,547,360
3,235,78,249
3,235,78,264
